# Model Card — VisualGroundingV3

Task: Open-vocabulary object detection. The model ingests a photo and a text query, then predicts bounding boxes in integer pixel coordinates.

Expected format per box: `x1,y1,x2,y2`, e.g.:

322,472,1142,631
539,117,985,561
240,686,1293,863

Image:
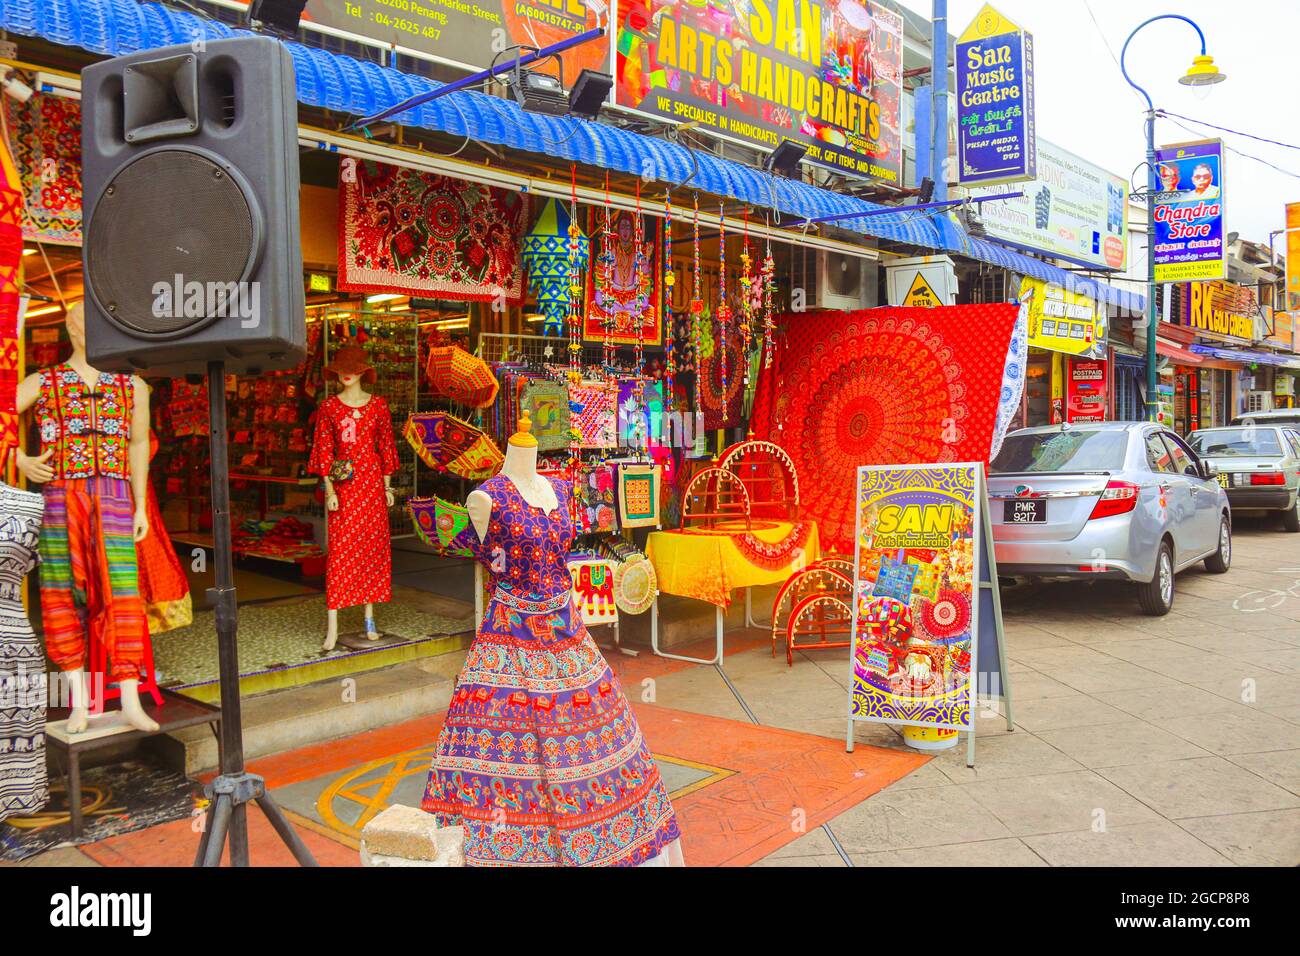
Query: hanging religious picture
583,208,663,346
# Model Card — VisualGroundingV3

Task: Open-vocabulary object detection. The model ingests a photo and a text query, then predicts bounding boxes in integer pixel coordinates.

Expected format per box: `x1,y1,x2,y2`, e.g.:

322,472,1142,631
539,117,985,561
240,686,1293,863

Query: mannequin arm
11,373,54,481
466,489,492,543
128,376,150,542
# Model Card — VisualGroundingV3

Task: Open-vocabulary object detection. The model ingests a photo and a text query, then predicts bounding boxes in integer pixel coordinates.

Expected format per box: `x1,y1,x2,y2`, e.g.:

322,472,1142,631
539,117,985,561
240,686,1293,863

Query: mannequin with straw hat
466,410,557,541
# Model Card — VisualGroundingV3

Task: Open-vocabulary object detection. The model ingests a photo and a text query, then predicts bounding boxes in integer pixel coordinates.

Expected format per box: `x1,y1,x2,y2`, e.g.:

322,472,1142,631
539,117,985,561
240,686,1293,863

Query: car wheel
1204,516,1231,573
1283,494,1300,533
1138,541,1175,616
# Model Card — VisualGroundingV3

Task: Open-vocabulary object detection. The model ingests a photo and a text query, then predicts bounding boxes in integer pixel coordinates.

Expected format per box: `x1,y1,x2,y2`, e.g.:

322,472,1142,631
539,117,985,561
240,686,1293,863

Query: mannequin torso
467,442,558,542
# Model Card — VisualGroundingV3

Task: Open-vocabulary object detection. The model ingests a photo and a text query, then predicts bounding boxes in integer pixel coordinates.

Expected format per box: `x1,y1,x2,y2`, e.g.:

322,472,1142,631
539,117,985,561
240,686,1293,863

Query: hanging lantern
523,197,588,336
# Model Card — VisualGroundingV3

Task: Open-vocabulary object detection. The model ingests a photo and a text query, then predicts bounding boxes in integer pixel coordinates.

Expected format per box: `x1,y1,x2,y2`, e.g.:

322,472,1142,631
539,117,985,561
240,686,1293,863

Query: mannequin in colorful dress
422,413,683,866
308,345,399,652
12,303,158,734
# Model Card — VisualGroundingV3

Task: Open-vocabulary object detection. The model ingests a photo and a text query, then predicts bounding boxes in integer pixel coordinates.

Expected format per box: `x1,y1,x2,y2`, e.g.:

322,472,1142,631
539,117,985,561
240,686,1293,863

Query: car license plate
1004,499,1046,523
1217,473,1230,489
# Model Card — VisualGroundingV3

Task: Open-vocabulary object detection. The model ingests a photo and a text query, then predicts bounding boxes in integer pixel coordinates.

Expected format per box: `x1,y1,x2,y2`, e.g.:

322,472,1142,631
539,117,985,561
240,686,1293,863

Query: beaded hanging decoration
566,165,584,515
598,173,615,371
662,191,675,397
632,179,648,380
716,203,730,400
689,194,704,412
761,217,776,369
738,210,754,390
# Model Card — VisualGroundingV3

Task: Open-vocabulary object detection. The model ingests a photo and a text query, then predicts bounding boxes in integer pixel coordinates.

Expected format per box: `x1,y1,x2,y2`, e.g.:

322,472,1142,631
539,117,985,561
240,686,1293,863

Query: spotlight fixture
569,69,613,121
918,176,935,203
248,0,309,36
763,139,808,178
509,66,569,116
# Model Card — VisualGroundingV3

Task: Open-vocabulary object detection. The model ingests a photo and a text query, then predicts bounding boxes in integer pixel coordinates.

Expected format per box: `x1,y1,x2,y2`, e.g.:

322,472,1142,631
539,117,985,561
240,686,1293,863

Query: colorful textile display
39,477,149,681
613,557,657,615
137,433,192,635
519,379,570,453
749,305,1022,554
992,302,1030,460
616,377,664,450
523,198,588,336
339,160,528,302
729,519,813,570
408,495,477,557
403,412,504,479
646,521,822,607
2,92,81,244
568,557,618,626
569,381,618,449
425,345,499,408
583,208,662,345
35,367,134,479
422,474,682,866
576,461,618,534
697,331,746,430
0,481,47,822
617,463,661,529
0,133,22,463
308,394,401,611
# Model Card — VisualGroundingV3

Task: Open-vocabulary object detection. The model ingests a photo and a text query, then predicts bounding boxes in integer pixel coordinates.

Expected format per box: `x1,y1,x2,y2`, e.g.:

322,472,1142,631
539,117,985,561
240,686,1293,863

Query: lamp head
1179,54,1226,87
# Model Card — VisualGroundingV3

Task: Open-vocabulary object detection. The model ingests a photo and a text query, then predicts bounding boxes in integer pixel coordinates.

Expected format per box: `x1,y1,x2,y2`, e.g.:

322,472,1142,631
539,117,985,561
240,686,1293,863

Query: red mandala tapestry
0,136,23,465
749,305,1020,555
339,160,528,303
2,92,81,245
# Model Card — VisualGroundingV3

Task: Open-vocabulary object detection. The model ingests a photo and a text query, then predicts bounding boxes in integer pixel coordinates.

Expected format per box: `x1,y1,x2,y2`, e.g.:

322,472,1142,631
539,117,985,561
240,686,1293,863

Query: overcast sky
891,0,1299,248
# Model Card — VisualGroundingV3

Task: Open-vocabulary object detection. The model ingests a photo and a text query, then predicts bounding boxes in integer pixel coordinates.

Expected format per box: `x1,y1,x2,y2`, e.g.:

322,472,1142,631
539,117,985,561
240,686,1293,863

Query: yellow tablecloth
646,521,821,607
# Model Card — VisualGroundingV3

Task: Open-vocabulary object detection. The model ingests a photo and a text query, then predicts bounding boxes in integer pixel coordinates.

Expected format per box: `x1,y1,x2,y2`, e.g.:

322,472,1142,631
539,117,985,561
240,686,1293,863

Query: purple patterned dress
422,474,682,866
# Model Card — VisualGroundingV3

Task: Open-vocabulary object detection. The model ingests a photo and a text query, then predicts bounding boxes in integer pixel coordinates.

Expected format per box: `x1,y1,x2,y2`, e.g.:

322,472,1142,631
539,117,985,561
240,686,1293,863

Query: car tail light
1250,472,1286,486
1088,480,1139,520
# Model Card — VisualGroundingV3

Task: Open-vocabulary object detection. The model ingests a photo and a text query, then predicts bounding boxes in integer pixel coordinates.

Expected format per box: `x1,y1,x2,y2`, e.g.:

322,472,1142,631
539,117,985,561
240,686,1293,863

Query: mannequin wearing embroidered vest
13,303,158,734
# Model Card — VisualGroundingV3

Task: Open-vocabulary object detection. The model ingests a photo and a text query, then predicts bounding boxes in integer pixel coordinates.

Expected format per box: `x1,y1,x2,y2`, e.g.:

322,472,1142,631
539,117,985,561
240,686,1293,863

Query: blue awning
1190,344,1300,370
0,0,1142,310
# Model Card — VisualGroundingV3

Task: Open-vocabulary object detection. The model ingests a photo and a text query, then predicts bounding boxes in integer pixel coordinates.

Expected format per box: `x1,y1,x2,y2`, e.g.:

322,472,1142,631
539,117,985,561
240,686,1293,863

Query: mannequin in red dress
308,346,399,651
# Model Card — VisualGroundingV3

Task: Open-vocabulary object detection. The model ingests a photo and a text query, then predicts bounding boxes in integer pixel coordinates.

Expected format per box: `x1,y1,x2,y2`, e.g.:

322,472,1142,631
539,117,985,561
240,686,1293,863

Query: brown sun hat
323,344,377,386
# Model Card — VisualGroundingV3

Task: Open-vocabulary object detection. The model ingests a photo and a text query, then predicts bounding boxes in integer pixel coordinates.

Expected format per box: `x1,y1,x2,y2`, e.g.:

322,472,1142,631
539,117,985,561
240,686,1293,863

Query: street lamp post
1120,15,1225,422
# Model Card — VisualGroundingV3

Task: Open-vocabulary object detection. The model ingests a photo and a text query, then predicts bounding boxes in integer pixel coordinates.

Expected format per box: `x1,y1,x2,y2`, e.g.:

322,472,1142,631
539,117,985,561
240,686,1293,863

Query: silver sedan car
1188,425,1300,532
989,422,1232,616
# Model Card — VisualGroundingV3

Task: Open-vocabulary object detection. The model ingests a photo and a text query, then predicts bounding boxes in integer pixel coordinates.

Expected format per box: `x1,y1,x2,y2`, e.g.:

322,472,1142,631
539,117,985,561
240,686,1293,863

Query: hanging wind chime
717,203,730,402
566,165,585,515
597,173,616,371
689,194,706,413
662,191,675,399
632,180,648,382
738,210,754,391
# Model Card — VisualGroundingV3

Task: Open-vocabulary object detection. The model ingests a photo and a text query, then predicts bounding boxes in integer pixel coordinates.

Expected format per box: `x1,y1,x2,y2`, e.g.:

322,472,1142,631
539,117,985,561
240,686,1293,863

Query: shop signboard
1287,202,1300,312
290,0,608,81
955,4,1036,186
614,0,905,184
964,139,1128,270
846,463,1010,764
1153,139,1225,282
1184,280,1255,342
1019,276,1106,359
1268,309,1294,351
1067,359,1107,423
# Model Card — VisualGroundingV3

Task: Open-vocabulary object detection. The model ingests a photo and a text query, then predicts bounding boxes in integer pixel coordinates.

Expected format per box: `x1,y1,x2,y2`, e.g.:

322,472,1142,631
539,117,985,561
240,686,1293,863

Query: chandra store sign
1183,281,1255,342
615,0,905,183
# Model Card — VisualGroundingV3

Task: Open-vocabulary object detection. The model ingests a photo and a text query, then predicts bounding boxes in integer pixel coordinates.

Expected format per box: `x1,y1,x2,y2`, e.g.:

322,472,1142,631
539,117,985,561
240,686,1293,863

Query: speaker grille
86,150,256,335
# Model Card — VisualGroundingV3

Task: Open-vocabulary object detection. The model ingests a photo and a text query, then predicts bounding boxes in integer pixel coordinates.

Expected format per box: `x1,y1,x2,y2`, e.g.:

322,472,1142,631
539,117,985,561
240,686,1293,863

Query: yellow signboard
1287,202,1300,312
1186,281,1254,341
1019,276,1105,359
903,273,941,308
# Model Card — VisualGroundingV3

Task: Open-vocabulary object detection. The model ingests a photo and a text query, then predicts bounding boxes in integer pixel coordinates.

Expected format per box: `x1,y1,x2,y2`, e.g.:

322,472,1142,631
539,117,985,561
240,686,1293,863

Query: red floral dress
308,395,400,610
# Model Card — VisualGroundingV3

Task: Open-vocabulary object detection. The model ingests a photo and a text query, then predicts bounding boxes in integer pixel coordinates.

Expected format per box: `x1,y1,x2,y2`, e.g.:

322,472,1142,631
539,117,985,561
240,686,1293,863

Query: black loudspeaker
81,36,304,375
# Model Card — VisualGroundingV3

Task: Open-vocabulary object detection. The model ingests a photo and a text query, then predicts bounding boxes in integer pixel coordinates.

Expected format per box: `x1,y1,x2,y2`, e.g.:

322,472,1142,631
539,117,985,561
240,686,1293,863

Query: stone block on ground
359,804,464,866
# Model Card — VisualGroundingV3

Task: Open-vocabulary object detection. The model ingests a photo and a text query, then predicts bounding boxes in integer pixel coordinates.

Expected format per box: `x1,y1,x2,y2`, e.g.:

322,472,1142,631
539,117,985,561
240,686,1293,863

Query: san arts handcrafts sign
615,0,905,184
1153,139,1225,282
955,4,1036,186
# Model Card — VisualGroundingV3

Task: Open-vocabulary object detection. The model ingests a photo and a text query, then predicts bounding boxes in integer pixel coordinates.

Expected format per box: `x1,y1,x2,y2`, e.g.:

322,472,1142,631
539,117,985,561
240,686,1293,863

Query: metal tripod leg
256,793,320,867
201,794,232,867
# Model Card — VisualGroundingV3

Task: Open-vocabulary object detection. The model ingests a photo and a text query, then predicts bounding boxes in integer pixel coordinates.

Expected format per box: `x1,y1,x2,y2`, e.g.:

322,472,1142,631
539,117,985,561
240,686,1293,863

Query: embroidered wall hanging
576,462,618,534
568,558,618,625
519,379,570,453
569,381,617,449
582,208,662,345
403,412,503,480
2,92,81,245
749,304,1021,554
0,134,21,462
617,463,661,529
697,330,745,430
339,160,528,302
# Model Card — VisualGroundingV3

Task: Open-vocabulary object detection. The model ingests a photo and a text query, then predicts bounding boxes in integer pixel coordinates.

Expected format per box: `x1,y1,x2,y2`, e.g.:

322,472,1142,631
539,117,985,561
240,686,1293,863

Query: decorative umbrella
425,344,499,408
523,197,587,336
407,496,477,557
402,412,503,479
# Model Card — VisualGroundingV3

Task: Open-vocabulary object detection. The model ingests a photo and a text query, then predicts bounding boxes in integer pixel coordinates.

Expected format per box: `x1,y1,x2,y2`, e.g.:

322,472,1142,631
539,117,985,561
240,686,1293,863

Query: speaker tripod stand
192,360,317,867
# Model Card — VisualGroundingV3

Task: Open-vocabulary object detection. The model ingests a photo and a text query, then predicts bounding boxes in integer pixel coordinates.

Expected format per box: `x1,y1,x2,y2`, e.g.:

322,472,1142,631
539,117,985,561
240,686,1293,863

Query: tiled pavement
647,515,1300,867
8,517,1297,867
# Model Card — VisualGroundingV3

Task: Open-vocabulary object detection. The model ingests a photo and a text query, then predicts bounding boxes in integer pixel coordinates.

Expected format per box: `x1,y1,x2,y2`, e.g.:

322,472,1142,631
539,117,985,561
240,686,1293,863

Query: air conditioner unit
815,251,874,311
1247,390,1273,413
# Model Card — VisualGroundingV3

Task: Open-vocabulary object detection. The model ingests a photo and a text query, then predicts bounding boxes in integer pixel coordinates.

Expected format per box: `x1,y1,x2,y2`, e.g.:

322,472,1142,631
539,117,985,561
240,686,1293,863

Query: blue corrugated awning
1190,344,1300,370
0,0,1142,310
